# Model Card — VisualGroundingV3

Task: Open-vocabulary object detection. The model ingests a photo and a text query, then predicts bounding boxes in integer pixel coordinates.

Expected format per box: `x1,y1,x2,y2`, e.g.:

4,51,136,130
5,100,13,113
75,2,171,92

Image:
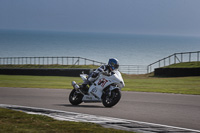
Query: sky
0,0,200,36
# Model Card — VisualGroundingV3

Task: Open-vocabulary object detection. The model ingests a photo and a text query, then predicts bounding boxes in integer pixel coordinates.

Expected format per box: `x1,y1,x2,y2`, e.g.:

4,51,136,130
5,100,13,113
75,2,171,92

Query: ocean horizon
1,29,200,66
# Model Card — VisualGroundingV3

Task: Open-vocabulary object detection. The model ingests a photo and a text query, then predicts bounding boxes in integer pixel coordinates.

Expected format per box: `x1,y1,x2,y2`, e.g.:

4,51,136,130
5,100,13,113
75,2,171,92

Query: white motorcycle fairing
69,69,125,107
81,70,125,102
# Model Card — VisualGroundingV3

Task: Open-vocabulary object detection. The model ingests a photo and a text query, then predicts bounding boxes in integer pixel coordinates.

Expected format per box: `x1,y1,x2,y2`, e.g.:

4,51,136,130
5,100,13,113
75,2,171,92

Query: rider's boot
72,81,88,94
79,84,89,94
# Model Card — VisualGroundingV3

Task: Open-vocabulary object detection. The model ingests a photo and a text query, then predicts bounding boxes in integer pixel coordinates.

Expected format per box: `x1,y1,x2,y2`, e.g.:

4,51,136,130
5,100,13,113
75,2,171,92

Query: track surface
1,87,200,130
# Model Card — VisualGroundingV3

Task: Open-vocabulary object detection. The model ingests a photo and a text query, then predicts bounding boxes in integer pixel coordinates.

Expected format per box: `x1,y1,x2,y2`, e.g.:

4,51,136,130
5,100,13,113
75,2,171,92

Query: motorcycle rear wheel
69,89,83,105
102,89,121,107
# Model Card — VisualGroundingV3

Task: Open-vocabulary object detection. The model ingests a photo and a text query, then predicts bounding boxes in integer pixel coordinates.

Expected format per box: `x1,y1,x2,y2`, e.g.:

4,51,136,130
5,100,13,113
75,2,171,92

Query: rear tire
102,89,121,107
69,89,83,105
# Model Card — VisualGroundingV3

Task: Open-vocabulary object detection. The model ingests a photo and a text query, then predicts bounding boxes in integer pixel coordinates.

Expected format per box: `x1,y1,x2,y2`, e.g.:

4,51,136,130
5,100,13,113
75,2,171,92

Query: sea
0,29,200,65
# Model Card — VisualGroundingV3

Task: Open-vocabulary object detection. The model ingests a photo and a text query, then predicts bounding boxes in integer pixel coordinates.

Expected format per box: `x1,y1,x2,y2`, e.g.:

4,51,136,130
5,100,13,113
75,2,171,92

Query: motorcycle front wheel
102,89,121,107
69,89,83,105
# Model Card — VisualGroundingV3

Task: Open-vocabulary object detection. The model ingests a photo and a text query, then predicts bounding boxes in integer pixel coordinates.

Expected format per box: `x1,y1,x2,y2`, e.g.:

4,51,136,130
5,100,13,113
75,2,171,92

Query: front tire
102,89,121,107
69,89,83,105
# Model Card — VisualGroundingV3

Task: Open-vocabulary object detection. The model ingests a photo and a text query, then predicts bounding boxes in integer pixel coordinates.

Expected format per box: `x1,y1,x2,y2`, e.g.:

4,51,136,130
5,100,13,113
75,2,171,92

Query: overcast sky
0,0,200,36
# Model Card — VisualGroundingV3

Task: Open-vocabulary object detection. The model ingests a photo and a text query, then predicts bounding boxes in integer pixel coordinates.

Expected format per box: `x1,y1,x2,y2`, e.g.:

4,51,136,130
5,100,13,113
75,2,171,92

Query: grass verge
0,74,200,95
0,108,131,133
0,75,81,89
124,75,200,95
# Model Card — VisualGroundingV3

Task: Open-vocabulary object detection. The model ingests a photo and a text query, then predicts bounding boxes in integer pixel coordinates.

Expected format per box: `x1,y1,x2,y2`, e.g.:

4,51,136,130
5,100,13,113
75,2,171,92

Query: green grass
0,75,81,89
0,108,131,133
0,74,200,95
123,75,200,95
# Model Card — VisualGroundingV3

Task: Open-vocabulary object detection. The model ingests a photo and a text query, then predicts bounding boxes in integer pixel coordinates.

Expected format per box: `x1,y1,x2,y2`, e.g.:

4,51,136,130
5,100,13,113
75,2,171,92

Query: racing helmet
108,58,119,70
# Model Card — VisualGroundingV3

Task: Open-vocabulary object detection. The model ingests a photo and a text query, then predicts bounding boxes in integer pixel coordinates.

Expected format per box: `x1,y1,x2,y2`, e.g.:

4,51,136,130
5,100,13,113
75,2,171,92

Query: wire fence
0,56,105,66
3,51,198,75
147,51,200,73
119,65,147,74
0,56,148,74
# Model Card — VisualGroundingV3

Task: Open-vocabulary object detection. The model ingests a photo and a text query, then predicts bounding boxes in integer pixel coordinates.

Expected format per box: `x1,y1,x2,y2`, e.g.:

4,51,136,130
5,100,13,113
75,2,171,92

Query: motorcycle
69,70,125,107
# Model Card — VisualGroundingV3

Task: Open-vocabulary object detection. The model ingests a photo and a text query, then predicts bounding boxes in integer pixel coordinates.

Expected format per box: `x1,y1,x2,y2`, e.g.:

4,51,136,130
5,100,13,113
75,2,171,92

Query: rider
77,58,119,93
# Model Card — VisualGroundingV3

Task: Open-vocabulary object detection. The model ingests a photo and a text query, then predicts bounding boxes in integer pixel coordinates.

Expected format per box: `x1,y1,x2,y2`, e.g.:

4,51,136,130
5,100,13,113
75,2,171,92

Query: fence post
164,58,166,67
62,57,64,65
43,57,44,65
198,52,200,62
34,57,35,65
6,57,9,65
174,54,176,64
128,65,130,74
181,53,183,62
150,65,152,73
21,57,23,65
29,57,31,64
46,57,48,65
25,57,27,64
189,52,191,62
148,65,151,73
78,57,80,65
39,57,41,65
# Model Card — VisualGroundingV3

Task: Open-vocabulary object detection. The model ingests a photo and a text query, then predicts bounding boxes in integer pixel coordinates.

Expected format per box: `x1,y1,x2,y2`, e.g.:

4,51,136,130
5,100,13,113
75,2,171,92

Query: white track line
1,104,200,133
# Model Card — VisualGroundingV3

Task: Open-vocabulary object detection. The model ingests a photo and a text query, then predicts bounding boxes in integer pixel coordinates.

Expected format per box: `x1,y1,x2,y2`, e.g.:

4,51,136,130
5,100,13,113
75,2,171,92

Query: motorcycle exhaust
72,81,86,95
72,81,80,91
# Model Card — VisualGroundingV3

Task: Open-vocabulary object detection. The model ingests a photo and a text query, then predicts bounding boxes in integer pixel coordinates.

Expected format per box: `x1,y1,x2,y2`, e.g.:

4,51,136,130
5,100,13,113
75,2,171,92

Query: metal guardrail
0,56,148,74
0,56,105,66
119,65,147,74
147,51,200,73
1,51,199,75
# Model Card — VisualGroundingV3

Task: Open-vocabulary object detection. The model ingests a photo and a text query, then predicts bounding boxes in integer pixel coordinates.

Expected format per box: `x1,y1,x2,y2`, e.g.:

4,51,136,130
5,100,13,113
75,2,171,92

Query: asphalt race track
1,87,200,131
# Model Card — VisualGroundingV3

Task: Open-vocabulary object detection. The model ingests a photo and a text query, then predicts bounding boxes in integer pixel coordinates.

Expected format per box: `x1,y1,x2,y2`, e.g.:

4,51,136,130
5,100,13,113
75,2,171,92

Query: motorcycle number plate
98,78,108,88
